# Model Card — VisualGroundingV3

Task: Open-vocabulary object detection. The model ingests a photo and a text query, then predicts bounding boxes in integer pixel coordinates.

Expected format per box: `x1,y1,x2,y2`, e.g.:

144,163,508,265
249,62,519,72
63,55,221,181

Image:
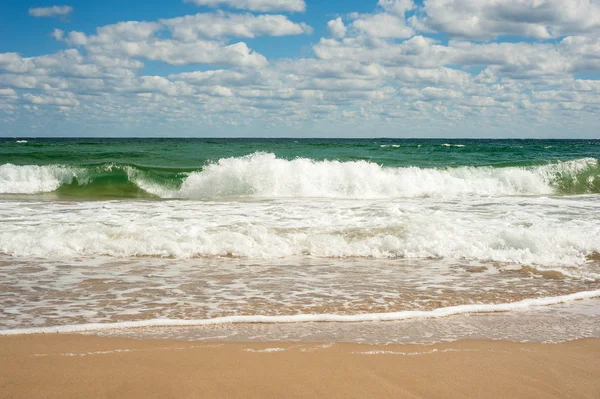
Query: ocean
1,138,599,342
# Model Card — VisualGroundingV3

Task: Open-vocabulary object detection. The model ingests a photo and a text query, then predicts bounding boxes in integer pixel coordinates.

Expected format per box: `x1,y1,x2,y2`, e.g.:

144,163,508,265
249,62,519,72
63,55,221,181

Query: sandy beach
1,335,599,399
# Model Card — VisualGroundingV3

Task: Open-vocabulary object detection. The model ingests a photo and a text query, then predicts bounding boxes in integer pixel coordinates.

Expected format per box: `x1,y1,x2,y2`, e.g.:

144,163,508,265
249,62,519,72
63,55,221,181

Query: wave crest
166,154,598,199
0,164,85,194
1,154,598,198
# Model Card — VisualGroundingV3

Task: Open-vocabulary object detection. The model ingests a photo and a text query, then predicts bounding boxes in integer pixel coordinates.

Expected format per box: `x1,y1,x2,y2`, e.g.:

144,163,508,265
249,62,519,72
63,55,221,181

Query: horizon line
1,137,598,140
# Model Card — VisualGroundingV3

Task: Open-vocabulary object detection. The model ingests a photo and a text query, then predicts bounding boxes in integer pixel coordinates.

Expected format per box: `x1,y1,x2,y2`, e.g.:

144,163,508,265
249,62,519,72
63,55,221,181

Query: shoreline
1,335,599,398
3,295,600,345
3,288,600,336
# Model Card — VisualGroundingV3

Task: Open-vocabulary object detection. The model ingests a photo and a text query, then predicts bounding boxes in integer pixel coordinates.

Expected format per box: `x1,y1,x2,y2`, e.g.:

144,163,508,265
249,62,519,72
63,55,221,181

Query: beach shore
1,335,599,398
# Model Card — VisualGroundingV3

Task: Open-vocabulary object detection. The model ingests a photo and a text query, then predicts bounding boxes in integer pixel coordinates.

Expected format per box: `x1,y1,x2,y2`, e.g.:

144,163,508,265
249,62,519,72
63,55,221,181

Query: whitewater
1,153,599,198
1,138,600,341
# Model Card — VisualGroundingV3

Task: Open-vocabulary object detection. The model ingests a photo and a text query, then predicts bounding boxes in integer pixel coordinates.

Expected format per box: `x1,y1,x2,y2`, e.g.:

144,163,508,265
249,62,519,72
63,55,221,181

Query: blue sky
0,0,599,137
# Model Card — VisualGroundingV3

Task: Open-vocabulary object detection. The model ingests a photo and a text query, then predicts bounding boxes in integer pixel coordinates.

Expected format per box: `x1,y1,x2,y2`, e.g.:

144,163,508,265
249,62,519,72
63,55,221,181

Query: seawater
1,138,599,341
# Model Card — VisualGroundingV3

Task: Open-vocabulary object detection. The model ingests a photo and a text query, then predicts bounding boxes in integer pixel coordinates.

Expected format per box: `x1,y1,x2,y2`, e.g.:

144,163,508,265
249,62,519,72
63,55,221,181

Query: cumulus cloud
351,13,414,39
312,33,600,80
347,0,415,39
559,35,600,73
0,88,17,97
391,67,471,86
2,0,600,137
184,0,306,12
162,12,311,40
0,53,33,74
0,49,140,80
52,29,65,41
65,21,161,46
29,5,73,18
377,0,415,15
327,17,346,39
169,69,267,87
411,0,600,39
54,13,309,67
23,92,79,106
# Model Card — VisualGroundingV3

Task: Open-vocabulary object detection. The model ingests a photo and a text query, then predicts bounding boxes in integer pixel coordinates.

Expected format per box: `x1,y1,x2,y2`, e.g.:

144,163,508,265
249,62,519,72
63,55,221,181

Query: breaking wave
1,153,599,199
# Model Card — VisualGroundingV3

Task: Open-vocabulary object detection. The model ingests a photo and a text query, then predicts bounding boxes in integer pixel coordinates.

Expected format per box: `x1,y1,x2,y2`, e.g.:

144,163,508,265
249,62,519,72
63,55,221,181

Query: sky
0,0,599,138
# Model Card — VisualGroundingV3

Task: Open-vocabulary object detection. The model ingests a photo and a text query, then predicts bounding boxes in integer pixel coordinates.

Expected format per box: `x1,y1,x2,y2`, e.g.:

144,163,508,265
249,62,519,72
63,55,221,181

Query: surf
1,153,598,199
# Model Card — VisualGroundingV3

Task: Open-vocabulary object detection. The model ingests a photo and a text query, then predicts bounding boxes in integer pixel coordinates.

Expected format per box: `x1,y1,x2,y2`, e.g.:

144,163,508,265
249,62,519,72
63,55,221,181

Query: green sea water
1,138,599,199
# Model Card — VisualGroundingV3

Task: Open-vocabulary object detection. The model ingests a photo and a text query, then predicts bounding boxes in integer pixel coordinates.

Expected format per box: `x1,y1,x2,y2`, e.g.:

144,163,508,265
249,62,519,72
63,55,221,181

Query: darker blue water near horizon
2,138,599,168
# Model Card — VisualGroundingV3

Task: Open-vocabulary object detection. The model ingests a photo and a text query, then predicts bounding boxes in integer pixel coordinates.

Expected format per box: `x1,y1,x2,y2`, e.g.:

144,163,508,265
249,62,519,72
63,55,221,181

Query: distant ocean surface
1,138,599,341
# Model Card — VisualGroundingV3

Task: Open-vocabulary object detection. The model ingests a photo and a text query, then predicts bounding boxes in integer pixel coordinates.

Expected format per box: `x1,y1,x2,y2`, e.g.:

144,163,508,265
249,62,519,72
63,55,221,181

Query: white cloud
79,21,161,45
391,67,471,86
55,13,311,67
23,92,79,106
169,69,265,87
29,5,73,18
448,41,572,78
377,0,415,16
312,33,600,80
346,0,415,39
0,53,34,73
277,59,386,81
0,88,17,97
421,86,463,100
411,0,600,39
63,31,88,46
83,37,267,67
0,49,140,80
184,0,306,12
327,18,346,39
162,12,311,40
573,79,600,92
52,29,64,41
3,1,600,137
0,74,66,91
351,13,414,39
298,77,382,92
559,35,600,73
313,36,450,68
121,76,196,97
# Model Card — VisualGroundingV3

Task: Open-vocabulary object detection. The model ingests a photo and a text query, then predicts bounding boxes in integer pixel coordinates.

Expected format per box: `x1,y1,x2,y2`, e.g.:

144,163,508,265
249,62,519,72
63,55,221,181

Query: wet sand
1,335,599,398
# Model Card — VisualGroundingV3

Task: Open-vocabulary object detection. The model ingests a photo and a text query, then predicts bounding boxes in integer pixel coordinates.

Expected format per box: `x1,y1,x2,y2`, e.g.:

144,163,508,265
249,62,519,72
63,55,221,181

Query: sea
1,138,599,343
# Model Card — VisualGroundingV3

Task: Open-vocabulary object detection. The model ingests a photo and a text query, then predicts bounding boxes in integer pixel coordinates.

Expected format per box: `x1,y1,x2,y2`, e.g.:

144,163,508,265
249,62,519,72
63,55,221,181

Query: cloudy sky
0,0,599,138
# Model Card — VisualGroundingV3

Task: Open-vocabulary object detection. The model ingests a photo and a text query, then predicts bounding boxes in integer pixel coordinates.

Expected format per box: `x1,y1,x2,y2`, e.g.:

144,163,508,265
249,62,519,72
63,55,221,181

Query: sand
1,335,599,399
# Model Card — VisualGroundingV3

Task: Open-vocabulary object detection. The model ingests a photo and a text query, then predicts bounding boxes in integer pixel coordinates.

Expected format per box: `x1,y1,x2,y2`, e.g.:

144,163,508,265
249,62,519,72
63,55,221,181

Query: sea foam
0,164,84,194
1,290,598,336
160,154,599,199
1,154,598,198
1,196,599,267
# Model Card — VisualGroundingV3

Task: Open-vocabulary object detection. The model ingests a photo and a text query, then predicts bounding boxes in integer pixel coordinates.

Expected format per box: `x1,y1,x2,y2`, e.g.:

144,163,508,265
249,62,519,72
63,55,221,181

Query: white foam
148,154,597,199
0,164,83,194
1,155,597,198
352,348,480,355
1,195,598,267
442,143,466,147
244,348,286,353
16,140,28,143
2,290,599,336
